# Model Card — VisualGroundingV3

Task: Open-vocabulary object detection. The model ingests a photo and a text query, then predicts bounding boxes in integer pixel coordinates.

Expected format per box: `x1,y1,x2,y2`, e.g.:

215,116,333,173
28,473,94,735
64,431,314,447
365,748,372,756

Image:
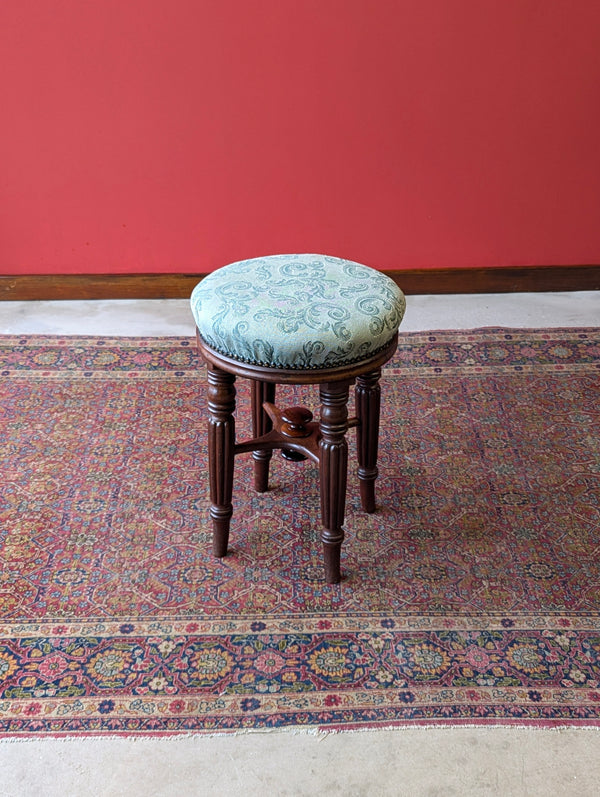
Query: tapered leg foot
207,367,236,558
319,381,349,584
323,542,342,585
251,380,275,492
356,369,382,513
211,509,232,558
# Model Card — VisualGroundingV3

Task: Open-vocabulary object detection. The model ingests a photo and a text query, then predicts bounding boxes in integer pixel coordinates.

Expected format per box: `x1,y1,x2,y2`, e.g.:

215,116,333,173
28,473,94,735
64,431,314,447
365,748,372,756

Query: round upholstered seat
190,254,405,370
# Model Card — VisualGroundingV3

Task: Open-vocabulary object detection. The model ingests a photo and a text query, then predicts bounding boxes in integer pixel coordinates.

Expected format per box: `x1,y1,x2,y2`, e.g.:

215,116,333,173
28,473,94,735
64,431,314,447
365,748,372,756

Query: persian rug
1,329,600,737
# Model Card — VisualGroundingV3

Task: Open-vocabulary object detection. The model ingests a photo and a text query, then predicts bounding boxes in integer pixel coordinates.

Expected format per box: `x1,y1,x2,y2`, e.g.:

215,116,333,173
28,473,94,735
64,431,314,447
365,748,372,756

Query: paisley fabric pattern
190,254,406,369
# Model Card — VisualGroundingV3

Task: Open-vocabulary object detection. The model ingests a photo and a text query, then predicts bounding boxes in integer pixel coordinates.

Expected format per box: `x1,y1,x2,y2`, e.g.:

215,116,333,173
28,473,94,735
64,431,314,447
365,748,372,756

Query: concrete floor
1,291,599,797
2,290,599,335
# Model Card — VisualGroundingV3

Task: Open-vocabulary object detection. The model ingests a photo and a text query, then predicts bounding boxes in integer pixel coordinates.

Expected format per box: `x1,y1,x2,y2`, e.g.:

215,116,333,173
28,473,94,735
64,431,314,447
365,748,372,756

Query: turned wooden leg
355,368,382,513
207,367,236,557
251,379,275,492
319,381,349,584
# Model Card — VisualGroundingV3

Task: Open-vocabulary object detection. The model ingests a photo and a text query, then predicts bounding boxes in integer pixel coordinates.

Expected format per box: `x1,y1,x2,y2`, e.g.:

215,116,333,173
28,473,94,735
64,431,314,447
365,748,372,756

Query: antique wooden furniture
191,254,405,583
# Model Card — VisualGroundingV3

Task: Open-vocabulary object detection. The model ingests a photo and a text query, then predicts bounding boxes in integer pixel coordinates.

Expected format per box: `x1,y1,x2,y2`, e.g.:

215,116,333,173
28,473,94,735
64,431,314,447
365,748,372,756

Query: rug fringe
2,723,600,745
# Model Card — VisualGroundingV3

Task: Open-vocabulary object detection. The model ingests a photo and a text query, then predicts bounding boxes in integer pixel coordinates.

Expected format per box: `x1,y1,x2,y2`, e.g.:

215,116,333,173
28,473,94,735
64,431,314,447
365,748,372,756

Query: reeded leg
355,368,382,513
251,380,275,492
207,367,236,557
319,381,349,584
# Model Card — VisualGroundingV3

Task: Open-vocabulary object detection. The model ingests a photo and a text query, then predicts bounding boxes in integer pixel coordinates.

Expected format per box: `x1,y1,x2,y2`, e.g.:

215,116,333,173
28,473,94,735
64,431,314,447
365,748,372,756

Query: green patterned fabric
190,254,406,370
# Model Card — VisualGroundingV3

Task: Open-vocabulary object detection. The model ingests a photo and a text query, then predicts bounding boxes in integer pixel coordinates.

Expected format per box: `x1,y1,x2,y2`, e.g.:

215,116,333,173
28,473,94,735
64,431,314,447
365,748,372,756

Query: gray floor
2,291,599,335
1,291,599,797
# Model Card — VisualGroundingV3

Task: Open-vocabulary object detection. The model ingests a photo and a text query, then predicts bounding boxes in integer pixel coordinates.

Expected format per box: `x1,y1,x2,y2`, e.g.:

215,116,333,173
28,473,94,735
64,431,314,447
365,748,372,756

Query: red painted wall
2,0,600,274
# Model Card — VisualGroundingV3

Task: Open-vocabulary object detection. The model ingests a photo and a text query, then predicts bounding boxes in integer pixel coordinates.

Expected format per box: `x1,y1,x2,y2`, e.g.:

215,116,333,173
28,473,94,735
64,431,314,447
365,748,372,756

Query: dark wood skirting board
1,265,599,301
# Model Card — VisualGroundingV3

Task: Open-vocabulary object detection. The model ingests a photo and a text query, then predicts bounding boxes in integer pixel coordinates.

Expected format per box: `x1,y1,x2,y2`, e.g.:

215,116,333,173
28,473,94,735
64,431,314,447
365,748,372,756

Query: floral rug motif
1,329,600,735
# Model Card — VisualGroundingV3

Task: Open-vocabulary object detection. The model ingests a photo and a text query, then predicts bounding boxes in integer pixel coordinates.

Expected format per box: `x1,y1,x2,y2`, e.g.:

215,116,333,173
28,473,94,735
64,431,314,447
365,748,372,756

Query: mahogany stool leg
251,379,275,492
355,368,382,513
207,366,236,557
319,381,349,584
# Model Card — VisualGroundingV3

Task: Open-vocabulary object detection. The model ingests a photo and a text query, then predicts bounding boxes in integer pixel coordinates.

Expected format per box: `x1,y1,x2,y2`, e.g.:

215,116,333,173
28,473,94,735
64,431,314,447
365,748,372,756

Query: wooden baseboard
1,265,599,301
0,273,201,301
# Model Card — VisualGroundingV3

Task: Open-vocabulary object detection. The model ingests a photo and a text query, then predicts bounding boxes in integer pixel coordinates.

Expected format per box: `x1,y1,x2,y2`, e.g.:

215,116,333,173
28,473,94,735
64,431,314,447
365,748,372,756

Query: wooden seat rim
195,331,399,384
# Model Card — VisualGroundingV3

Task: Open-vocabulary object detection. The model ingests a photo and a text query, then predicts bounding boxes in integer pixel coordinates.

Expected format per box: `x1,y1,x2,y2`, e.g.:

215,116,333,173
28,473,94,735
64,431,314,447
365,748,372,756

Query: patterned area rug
1,329,600,736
